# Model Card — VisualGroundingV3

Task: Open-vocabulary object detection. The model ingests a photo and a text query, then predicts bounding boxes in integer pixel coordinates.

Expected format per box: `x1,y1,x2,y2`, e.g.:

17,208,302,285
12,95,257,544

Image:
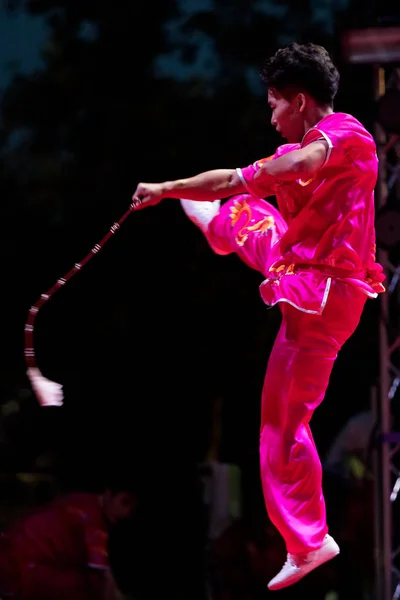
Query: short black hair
260,43,340,106
103,464,142,496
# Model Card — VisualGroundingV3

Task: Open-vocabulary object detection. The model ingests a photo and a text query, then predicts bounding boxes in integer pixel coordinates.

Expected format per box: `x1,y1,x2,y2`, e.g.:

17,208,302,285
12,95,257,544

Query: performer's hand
132,182,166,210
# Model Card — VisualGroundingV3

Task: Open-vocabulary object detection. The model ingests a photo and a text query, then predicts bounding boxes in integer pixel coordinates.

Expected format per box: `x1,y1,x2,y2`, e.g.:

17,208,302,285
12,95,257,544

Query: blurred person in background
324,409,375,481
0,475,138,600
323,410,380,599
131,41,385,591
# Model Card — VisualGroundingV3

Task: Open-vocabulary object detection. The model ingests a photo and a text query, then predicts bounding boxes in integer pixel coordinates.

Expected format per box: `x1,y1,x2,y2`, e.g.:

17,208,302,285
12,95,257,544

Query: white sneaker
180,199,230,255
267,534,340,591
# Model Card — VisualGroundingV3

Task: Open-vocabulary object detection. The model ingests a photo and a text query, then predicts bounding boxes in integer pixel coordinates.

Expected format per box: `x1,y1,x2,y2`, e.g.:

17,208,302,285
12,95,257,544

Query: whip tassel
25,199,140,406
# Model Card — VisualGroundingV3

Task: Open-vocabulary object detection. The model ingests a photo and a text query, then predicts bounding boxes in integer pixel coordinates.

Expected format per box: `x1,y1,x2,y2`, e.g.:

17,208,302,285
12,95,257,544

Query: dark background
0,0,399,598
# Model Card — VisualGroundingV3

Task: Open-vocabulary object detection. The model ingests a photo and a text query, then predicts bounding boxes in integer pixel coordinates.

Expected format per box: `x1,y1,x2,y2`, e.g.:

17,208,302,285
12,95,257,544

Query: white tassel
27,367,63,407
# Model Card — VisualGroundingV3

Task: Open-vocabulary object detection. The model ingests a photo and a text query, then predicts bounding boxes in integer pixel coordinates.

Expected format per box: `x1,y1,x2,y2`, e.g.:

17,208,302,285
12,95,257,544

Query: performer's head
101,474,139,524
260,43,340,143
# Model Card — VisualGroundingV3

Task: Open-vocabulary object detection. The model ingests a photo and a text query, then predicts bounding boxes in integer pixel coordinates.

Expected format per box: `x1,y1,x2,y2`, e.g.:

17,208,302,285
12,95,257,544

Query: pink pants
208,195,367,554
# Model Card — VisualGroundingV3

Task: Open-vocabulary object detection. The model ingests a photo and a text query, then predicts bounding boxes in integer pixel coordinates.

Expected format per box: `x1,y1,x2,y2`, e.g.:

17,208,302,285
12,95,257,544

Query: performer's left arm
251,140,328,195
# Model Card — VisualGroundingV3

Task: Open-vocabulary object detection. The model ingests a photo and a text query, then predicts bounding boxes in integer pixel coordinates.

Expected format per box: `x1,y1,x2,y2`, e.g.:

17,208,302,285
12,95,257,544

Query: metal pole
371,384,383,599
373,64,393,600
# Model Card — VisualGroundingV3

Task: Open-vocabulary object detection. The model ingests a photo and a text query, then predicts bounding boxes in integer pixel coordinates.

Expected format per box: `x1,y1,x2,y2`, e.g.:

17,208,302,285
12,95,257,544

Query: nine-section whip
25,197,142,406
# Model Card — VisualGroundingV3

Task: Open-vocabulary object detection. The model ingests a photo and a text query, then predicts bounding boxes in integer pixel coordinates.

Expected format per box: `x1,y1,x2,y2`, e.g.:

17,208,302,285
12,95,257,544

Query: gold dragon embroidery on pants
229,197,275,246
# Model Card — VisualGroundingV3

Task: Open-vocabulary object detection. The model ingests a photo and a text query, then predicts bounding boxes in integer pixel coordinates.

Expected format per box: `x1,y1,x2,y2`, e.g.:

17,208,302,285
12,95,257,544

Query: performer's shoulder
311,112,376,150
60,492,101,520
320,112,374,137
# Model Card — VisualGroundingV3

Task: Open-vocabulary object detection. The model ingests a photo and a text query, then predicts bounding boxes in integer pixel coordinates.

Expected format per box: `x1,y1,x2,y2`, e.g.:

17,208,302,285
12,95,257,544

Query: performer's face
268,87,304,143
103,490,137,524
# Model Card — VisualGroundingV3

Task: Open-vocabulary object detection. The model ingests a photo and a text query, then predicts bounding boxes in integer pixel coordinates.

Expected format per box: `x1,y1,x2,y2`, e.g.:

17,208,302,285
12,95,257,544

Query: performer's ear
296,93,306,113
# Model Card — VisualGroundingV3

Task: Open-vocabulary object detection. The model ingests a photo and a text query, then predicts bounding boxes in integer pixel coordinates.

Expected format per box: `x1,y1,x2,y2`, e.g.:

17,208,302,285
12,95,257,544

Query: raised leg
181,194,288,275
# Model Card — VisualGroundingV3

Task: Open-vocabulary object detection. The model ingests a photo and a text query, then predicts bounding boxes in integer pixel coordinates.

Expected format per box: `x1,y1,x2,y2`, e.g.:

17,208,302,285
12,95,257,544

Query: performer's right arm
132,168,245,209
132,156,280,210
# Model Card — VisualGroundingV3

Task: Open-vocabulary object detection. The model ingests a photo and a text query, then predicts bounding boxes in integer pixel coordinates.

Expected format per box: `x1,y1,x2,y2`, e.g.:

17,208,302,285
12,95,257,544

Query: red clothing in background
0,493,109,600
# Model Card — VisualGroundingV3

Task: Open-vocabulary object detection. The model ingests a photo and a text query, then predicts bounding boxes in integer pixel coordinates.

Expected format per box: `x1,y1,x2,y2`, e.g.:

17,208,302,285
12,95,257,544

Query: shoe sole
180,199,230,255
268,545,340,591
